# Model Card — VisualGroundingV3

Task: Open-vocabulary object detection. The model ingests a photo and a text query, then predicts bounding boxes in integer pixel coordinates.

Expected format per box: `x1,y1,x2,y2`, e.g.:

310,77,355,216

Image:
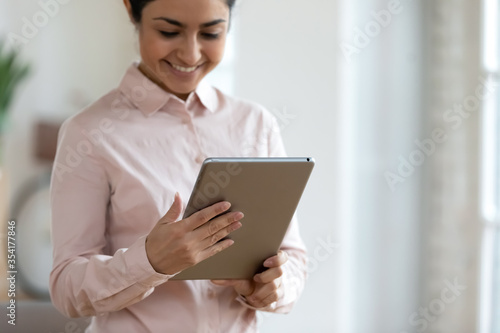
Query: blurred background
0,0,499,332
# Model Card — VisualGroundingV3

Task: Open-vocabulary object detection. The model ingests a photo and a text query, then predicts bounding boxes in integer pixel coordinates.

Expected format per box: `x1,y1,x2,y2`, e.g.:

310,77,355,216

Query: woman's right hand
145,192,243,275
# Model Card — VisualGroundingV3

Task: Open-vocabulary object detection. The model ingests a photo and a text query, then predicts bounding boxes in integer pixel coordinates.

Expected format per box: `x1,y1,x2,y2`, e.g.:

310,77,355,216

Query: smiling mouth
168,62,201,73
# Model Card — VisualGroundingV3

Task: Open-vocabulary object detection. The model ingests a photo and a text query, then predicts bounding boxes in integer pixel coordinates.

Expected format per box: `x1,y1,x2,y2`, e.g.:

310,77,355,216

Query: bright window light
482,0,499,71
479,1,499,332
480,77,500,224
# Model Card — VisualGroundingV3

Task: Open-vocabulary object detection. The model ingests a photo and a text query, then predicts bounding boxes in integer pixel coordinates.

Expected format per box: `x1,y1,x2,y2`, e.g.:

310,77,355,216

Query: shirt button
208,289,216,299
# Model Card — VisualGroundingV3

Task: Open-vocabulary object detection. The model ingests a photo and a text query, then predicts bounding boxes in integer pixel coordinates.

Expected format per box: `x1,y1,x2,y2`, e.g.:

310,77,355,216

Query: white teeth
171,63,198,73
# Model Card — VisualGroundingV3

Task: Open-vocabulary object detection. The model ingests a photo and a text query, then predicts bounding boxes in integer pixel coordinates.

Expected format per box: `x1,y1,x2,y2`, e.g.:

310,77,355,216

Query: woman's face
128,0,230,100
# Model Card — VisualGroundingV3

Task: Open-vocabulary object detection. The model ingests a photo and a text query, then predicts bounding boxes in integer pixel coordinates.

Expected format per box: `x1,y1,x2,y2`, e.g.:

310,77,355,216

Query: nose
177,35,202,66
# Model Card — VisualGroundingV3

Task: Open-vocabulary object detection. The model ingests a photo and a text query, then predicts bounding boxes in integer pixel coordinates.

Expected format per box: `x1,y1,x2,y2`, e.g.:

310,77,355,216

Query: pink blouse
49,62,308,333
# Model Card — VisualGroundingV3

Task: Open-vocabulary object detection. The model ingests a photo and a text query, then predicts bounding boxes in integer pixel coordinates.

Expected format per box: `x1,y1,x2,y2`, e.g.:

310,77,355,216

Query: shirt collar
118,61,219,117
194,79,219,113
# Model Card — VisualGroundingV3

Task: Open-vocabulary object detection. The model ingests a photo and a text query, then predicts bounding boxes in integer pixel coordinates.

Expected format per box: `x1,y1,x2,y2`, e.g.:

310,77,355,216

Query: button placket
206,286,220,333
179,110,203,162
185,107,208,164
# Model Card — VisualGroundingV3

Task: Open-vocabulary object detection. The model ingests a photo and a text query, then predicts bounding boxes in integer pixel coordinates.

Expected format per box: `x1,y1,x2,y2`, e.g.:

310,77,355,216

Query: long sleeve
49,118,173,318
237,110,309,314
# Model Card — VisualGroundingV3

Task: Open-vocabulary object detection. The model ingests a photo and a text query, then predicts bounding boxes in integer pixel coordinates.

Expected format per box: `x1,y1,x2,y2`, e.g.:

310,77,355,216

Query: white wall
233,0,343,331
340,0,423,332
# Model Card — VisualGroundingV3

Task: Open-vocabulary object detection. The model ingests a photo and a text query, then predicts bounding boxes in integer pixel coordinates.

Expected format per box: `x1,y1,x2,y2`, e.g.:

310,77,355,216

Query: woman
49,0,308,331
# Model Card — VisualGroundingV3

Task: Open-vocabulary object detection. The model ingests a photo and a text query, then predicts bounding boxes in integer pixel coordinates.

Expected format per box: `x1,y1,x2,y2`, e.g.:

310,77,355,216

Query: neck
137,62,189,101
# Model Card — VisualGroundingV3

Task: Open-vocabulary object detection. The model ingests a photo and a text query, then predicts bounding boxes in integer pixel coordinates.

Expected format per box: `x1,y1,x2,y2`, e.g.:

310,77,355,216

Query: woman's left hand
211,250,288,309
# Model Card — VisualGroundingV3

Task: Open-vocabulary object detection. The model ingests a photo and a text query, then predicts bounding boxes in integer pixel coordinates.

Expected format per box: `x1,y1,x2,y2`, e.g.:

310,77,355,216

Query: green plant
0,39,30,133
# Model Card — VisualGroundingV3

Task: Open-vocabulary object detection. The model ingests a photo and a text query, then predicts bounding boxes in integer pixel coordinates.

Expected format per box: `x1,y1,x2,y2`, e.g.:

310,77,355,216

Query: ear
123,0,136,24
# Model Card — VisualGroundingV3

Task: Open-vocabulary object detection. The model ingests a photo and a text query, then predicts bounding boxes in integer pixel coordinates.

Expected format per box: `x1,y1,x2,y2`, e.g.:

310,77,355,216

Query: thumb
160,192,183,224
212,280,254,296
211,280,235,286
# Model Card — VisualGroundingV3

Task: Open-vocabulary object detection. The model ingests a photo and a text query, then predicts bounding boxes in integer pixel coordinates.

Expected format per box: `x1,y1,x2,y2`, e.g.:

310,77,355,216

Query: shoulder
59,88,123,133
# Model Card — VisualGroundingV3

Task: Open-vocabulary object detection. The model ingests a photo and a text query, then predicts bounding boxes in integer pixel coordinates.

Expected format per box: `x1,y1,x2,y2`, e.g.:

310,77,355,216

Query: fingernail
264,258,272,266
223,202,231,210
234,212,244,220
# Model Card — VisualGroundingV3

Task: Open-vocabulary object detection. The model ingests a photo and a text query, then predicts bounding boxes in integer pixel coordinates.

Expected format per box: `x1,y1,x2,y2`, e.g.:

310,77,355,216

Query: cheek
206,40,227,63
140,31,169,61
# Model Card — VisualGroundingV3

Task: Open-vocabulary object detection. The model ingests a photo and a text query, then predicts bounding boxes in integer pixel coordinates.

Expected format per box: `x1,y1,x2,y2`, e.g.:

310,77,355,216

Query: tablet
171,157,315,280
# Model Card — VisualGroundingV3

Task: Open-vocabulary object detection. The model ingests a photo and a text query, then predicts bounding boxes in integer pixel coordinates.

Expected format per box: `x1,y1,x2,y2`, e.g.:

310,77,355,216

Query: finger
198,238,234,261
246,279,282,307
232,280,255,296
249,289,281,308
263,250,288,268
200,220,242,249
196,210,243,239
253,266,283,284
187,201,232,230
211,280,254,297
159,192,183,224
210,279,234,286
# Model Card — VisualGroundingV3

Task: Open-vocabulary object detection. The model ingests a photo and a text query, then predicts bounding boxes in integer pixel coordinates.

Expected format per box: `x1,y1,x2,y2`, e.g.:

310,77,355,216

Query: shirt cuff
125,235,177,287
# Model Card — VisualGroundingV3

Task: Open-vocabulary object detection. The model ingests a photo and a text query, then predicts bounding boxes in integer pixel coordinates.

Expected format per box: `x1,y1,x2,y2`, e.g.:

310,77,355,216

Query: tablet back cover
171,157,314,280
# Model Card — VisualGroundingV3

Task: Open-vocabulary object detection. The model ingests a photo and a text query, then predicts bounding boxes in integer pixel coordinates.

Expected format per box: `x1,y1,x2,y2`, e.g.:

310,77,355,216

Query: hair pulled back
128,0,237,23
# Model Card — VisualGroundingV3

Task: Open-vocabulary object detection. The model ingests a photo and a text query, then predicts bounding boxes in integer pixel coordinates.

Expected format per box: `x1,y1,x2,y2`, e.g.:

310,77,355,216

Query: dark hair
129,0,236,23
